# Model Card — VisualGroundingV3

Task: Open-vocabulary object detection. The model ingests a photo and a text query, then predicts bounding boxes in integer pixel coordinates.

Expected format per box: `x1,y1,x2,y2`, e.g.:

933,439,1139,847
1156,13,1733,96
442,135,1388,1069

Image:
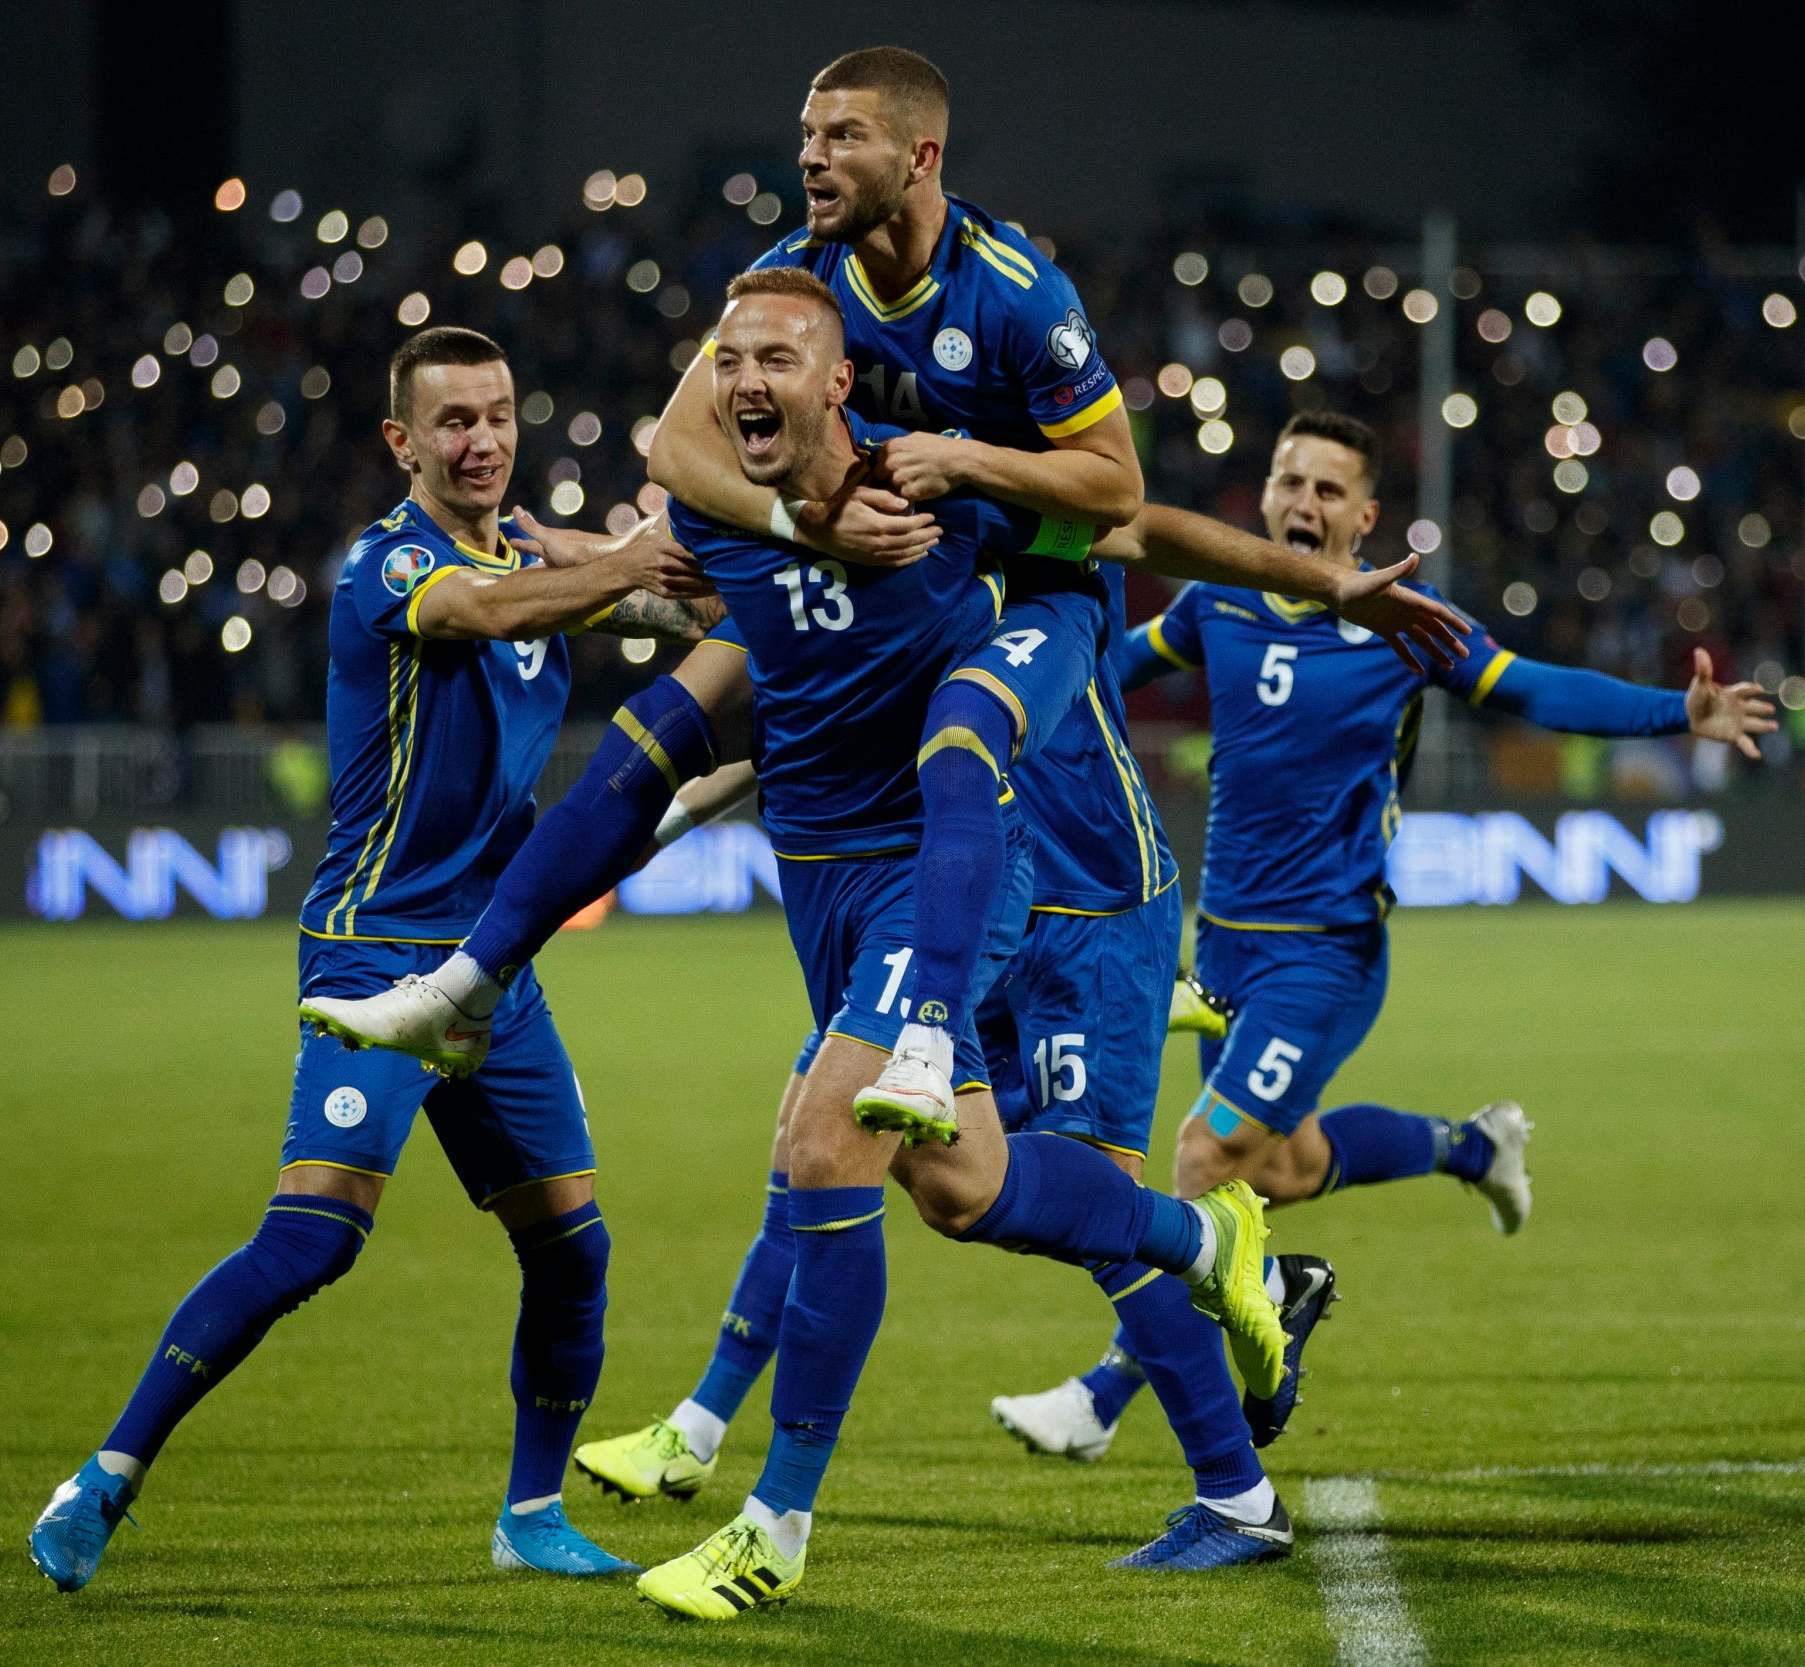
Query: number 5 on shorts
1246,1036,1303,1102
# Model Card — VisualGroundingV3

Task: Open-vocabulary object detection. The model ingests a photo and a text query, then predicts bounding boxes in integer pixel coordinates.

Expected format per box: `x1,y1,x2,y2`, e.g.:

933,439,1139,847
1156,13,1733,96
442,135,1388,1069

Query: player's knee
512,1203,611,1299
891,1144,992,1237
247,1194,374,1316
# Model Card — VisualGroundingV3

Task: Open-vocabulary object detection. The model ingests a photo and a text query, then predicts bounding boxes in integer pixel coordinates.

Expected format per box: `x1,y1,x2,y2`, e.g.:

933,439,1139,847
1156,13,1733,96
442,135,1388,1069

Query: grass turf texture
3,902,1802,1666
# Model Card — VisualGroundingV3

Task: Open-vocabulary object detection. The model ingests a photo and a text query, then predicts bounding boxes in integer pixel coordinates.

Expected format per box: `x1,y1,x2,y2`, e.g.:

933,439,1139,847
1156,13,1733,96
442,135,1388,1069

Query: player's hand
1331,555,1471,675
873,432,972,502
1685,647,1776,761
511,506,711,598
798,484,941,567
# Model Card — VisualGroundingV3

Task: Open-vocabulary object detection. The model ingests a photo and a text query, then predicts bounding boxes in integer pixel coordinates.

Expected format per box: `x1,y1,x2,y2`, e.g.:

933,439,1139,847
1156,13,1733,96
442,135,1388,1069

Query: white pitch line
1359,1458,1805,1484
1303,1477,1427,1667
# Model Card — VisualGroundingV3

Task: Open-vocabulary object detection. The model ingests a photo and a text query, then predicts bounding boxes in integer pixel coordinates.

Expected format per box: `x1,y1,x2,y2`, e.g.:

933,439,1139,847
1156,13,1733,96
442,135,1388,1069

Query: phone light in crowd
1442,393,1477,428
1310,271,1347,306
1406,519,1442,554
1172,252,1209,286
1402,289,1438,324
1525,291,1562,326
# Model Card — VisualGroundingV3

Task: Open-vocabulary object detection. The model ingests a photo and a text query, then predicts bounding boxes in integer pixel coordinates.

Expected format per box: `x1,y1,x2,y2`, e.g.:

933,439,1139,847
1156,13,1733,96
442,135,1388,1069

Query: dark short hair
723,266,846,351
388,326,508,422
1278,411,1381,490
811,46,950,137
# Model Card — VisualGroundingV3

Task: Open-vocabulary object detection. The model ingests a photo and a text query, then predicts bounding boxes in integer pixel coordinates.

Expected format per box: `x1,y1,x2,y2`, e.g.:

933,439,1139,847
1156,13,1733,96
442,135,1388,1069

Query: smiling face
1260,433,1380,567
711,293,853,490
384,359,516,521
797,86,919,244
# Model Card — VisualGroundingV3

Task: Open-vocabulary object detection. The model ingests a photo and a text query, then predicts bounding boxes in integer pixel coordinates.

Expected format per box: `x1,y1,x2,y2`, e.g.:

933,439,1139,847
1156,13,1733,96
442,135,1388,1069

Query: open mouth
462,463,503,489
806,184,841,213
1284,525,1323,553
737,409,782,457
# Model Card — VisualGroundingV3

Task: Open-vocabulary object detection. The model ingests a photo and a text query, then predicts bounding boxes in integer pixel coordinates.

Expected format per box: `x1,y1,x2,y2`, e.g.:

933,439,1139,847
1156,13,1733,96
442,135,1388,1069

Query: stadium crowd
2,174,1801,788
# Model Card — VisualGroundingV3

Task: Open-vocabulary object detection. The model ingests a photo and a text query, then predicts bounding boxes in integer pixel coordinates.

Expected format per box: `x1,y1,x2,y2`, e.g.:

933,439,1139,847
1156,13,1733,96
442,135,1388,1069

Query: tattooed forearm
590,589,727,643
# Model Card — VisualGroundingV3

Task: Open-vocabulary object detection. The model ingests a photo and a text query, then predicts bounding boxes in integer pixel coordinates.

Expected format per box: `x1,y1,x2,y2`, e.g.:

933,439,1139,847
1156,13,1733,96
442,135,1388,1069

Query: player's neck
777,410,862,505
410,487,502,558
853,188,948,300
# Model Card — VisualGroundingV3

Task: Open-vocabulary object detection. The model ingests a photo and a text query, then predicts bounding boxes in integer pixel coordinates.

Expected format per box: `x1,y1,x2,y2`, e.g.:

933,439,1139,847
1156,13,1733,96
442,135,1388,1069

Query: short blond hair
723,267,845,351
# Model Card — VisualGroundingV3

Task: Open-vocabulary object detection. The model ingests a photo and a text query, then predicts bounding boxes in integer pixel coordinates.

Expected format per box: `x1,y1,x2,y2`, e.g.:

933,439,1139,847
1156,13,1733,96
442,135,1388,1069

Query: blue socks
690,1173,794,1424
1092,1264,1263,1496
463,676,717,981
505,1203,610,1506
103,1195,372,1465
960,1132,1202,1274
754,1186,886,1517
1318,1103,1495,1191
1078,1329,1145,1428
909,680,1016,1032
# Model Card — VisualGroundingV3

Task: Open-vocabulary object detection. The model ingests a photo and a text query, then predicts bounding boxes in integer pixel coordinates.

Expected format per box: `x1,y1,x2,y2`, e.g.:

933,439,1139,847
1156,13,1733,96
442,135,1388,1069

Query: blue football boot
1243,1254,1339,1448
1109,1497,1293,1570
29,1455,138,1592
491,1500,642,1577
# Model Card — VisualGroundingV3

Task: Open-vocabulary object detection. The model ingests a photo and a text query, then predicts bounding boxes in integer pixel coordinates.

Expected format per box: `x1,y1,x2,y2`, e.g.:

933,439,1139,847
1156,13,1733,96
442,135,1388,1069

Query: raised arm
645,349,942,566
1096,503,1468,673
1467,645,1775,756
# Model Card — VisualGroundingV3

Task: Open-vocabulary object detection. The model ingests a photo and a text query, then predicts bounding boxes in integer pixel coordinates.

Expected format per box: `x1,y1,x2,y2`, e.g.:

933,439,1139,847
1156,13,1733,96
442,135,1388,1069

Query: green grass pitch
3,901,1803,1666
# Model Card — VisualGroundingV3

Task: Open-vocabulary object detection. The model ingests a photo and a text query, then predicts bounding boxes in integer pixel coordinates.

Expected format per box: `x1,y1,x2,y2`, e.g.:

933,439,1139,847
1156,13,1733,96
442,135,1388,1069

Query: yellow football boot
636,1512,804,1619
573,1420,716,1502
1188,1179,1289,1399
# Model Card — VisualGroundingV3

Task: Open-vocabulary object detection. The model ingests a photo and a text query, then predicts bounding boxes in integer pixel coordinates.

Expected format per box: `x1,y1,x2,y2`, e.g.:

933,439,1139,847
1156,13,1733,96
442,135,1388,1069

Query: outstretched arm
1469,646,1775,755
1095,504,1469,672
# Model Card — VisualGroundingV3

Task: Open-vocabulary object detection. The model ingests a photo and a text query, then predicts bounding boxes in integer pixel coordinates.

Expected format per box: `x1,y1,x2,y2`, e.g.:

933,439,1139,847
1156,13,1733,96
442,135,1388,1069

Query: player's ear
824,356,855,409
1358,496,1380,536
908,135,941,186
381,417,416,474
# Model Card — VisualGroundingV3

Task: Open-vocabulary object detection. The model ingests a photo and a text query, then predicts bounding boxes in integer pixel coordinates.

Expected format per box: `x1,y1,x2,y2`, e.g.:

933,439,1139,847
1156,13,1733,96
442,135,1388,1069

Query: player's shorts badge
933,328,974,372
381,543,436,597
323,1086,368,1128
1045,308,1094,372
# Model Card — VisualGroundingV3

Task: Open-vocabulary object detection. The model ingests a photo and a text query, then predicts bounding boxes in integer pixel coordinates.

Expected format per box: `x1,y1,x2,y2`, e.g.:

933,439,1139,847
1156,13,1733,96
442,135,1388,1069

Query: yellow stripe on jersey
405,565,460,635
1261,592,1328,623
1029,871,1179,918
845,254,941,323
978,568,1005,620
453,535,518,573
958,220,1034,291
345,642,423,934
1146,614,1197,668
957,215,1036,281
1083,680,1153,903
325,642,408,935
1468,649,1517,705
1198,909,1331,934
299,925,462,946
1037,383,1123,439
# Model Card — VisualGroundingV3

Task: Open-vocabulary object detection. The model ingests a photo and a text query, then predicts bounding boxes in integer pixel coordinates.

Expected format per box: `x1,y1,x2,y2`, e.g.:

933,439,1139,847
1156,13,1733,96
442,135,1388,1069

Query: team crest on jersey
1337,619,1376,646
381,543,436,597
933,328,974,372
323,1086,368,1128
1045,308,1094,371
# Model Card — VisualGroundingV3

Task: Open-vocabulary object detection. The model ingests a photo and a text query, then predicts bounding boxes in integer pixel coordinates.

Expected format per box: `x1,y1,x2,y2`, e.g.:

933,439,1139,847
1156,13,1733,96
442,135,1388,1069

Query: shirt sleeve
1465,655,1689,736
347,538,458,638
1143,585,1207,670
958,493,1096,561
1112,623,1177,691
1000,257,1123,441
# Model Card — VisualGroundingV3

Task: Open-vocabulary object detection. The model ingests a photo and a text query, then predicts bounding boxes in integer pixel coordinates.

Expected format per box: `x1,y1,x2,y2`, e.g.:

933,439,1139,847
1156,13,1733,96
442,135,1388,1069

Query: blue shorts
776,815,1033,1089
1192,920,1390,1138
283,936,593,1208
981,883,1182,1158
949,587,1105,762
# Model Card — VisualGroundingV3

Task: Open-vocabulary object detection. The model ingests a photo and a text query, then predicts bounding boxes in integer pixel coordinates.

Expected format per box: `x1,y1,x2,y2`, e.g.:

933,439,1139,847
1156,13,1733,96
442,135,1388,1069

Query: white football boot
990,1378,1118,1462
300,974,491,1078
851,1023,959,1145
1468,1100,1534,1234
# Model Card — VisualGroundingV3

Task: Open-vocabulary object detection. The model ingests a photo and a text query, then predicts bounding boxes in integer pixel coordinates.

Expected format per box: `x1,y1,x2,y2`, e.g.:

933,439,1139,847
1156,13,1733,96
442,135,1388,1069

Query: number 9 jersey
300,498,571,944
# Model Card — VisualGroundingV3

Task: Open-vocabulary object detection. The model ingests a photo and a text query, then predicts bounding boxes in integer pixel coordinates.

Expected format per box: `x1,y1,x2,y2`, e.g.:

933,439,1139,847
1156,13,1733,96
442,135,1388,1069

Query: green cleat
1187,1180,1289,1400
1167,969,1231,1040
573,1420,717,1502
636,1512,804,1620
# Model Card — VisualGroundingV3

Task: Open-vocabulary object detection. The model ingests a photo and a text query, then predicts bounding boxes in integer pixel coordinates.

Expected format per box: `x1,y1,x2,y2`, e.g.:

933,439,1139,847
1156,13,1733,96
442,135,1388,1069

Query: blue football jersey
727,194,1121,446
1010,565,1177,914
300,498,571,942
668,414,1047,857
1144,581,1511,928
